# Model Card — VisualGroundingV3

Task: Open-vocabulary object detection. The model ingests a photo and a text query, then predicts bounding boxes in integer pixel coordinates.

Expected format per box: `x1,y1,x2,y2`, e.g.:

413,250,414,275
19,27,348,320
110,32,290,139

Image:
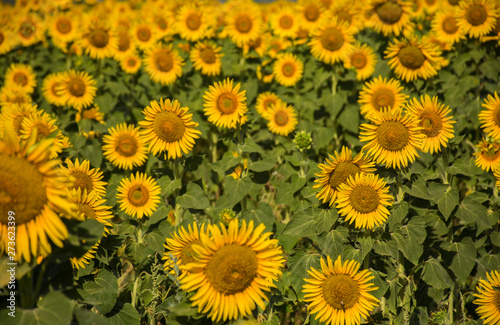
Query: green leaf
78,269,118,315
423,212,449,237
209,151,240,174
456,195,489,233
435,186,459,220
282,209,316,236
338,104,359,133
287,250,321,301
275,223,301,253
441,237,476,284
373,239,399,260
388,202,408,230
317,227,349,258
223,176,252,207
403,179,431,200
358,234,375,260
422,258,454,290
313,209,338,234
240,137,264,154
108,303,140,325
145,229,167,254
248,157,276,172
176,183,210,209
73,309,109,325
158,176,181,196
241,202,275,231
391,216,426,265
82,140,103,168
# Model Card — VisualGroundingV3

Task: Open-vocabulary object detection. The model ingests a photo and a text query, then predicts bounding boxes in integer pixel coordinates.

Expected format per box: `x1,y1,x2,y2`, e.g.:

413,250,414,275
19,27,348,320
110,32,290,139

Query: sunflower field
1,0,500,324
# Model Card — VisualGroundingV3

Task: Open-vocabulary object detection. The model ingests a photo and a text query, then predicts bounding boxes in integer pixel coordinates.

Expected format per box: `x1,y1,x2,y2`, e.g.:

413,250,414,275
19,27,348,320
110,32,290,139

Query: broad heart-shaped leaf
73,309,109,325
0,291,72,325
456,195,490,234
241,202,274,231
428,183,458,220
248,157,276,172
282,208,337,237
391,216,426,265
208,151,240,175
422,258,454,290
287,250,321,301
176,183,210,209
223,176,252,207
78,269,119,315
108,303,140,325
441,237,476,284
313,209,338,234
388,201,408,230
317,227,349,258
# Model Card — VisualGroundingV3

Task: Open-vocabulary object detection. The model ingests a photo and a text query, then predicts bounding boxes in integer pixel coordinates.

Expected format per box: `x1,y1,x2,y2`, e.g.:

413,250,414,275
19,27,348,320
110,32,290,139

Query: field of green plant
0,0,500,324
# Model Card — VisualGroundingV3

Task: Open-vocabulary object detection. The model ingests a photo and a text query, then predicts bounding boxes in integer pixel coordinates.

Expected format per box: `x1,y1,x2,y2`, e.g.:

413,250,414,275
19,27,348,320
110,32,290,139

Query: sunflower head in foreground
358,76,408,120
473,270,500,324
336,173,393,229
203,78,248,129
406,95,456,154
272,52,304,87
266,100,298,136
474,138,500,172
163,222,208,278
359,108,425,169
139,98,201,160
303,255,379,325
0,125,76,262
314,146,376,207
57,70,97,110
455,0,499,38
180,219,285,322
102,123,147,170
479,92,500,140
116,172,161,219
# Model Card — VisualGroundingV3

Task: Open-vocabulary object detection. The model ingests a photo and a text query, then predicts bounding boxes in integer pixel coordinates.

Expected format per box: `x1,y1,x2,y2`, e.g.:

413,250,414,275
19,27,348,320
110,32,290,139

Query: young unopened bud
219,209,236,225
293,131,312,151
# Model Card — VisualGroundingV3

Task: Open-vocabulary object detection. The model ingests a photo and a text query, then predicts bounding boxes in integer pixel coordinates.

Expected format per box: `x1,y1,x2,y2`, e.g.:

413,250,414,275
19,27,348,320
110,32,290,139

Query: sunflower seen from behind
314,146,376,207
144,44,184,86
116,172,161,219
140,98,201,160
358,76,408,120
479,92,500,140
406,95,456,154
302,255,379,325
57,70,97,110
473,270,500,324
203,78,248,129
190,40,224,76
359,108,424,169
455,0,498,38
273,52,304,87
102,123,148,170
266,100,298,136
180,219,285,322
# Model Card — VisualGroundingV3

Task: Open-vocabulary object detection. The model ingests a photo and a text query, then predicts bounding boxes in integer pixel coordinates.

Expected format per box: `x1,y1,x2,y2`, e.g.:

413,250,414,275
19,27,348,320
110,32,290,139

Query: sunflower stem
19,268,34,308
441,147,449,184
211,131,218,163
172,159,183,225
33,258,49,306
131,273,140,308
395,169,404,203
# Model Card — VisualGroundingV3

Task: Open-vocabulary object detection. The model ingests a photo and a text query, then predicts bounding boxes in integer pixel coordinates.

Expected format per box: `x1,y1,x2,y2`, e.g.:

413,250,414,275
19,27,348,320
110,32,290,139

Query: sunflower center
71,171,94,193
127,58,137,67
320,27,344,52
200,47,216,64
206,244,258,295
34,124,52,141
180,239,201,266
279,15,293,29
68,77,86,97
13,72,28,86
0,155,48,225
351,53,367,69
442,16,458,34
155,51,174,72
419,111,442,137
448,0,459,4
350,185,380,213
217,93,238,114
82,109,97,120
115,135,138,157
89,28,109,48
263,99,276,111
235,14,253,33
304,4,320,22
0,32,4,44
20,20,35,38
482,148,500,161
328,162,361,189
13,116,25,136
56,18,72,34
493,291,500,312
398,46,425,70
186,13,202,31
128,185,150,207
372,88,396,111
153,111,185,143
157,18,168,31
336,11,353,24
76,202,96,219
465,5,487,26
282,62,296,77
322,274,360,309
248,36,262,49
274,110,289,126
137,27,151,42
375,1,403,25
376,121,409,151
118,32,130,52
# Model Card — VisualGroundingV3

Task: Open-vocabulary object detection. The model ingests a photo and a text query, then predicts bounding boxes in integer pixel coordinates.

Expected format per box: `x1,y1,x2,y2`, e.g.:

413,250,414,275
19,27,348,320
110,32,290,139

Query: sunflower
432,9,466,45
139,98,201,160
474,139,500,172
4,63,37,94
0,102,38,137
266,101,298,136
203,78,248,129
265,36,292,58
119,52,142,74
271,53,303,87
190,40,224,76
0,86,32,111
308,19,355,64
116,172,161,219
455,0,498,38
406,95,456,154
359,108,425,169
132,22,157,50
314,147,376,207
67,188,113,231
0,125,75,263
479,92,500,140
330,2,365,33
270,6,300,39
175,3,214,42
343,43,377,81
15,13,45,47
223,5,263,48
57,70,97,110
0,25,15,55
143,44,184,86
358,76,409,120
336,173,393,229
62,158,107,197
384,36,443,82
302,255,379,325
102,123,148,170
163,222,208,278
19,110,62,157
180,219,285,322
75,104,105,124
297,0,327,32
42,73,66,106
366,0,413,37
79,18,118,59
256,92,282,119
114,30,136,60
473,270,500,324
48,12,79,44
70,239,101,270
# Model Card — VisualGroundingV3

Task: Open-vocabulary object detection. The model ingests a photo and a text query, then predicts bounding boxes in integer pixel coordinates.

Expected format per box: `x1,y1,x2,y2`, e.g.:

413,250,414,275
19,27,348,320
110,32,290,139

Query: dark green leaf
441,237,476,284
108,303,140,325
391,216,426,265
177,183,210,209
223,177,252,207
248,157,276,172
287,250,321,300
422,258,454,290
282,208,316,236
